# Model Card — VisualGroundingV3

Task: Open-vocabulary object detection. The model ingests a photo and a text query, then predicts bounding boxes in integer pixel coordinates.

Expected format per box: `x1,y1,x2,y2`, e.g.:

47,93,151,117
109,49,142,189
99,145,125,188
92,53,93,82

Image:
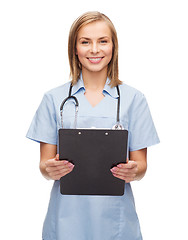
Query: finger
111,164,134,173
45,159,69,167
112,173,125,181
112,173,134,183
111,164,137,178
110,167,126,175
111,168,136,178
55,165,74,178
48,165,74,180
51,166,74,176
117,161,137,169
113,170,136,178
111,165,137,173
46,162,74,173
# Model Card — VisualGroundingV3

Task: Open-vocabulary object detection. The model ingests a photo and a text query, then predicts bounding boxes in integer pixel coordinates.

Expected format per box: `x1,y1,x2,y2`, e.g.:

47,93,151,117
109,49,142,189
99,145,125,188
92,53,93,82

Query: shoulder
42,81,71,104
45,81,71,97
37,81,71,112
119,82,146,104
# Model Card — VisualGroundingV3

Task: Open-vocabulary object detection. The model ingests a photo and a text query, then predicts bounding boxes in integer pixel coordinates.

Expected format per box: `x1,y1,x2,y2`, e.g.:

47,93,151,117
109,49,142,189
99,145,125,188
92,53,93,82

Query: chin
84,64,108,73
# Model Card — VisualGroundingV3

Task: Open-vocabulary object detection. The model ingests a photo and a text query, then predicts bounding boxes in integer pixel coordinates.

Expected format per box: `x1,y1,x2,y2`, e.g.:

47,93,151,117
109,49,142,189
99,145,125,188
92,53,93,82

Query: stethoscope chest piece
112,123,124,130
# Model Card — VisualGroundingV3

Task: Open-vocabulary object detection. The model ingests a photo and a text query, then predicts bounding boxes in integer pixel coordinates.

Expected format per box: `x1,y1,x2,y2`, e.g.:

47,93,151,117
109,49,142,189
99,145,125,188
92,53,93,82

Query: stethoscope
60,83,124,130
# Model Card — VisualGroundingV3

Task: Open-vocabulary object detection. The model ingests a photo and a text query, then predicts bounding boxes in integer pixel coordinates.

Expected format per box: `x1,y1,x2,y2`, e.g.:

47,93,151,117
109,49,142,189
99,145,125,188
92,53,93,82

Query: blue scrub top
26,74,159,240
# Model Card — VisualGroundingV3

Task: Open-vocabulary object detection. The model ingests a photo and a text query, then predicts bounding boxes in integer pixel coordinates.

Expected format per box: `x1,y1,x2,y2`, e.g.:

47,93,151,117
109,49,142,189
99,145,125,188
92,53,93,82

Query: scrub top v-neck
26,73,160,240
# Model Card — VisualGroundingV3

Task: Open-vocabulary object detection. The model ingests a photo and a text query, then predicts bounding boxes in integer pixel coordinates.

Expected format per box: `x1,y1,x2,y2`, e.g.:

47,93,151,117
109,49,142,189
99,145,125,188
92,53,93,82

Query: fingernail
68,163,74,168
111,168,116,173
63,161,69,164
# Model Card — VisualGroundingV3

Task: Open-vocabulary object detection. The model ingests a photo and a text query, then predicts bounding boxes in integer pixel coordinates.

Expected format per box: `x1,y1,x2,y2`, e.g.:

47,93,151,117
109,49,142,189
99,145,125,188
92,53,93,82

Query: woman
27,11,159,240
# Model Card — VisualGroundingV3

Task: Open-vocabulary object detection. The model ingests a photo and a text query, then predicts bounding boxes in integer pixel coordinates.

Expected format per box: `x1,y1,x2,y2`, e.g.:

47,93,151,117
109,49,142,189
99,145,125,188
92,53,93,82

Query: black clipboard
59,128,128,196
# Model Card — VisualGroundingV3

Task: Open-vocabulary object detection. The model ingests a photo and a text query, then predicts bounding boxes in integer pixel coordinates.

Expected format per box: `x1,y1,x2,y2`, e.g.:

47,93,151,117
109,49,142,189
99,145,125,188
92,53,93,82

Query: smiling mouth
87,57,104,63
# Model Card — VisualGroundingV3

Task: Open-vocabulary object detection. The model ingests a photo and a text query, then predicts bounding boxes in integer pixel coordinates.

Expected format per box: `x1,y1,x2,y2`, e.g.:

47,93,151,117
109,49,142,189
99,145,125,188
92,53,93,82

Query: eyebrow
78,36,110,41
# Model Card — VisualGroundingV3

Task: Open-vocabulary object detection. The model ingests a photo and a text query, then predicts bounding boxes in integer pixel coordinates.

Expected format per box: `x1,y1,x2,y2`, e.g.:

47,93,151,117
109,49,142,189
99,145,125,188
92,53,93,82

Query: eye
100,40,108,44
81,41,89,45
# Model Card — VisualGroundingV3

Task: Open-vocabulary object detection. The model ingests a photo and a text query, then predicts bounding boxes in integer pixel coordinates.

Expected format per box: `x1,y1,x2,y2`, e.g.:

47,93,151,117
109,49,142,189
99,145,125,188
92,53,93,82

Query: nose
90,42,99,54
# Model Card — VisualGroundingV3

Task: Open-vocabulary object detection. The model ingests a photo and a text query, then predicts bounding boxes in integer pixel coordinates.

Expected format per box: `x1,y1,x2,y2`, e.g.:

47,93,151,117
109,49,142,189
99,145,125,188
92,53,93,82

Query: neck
82,68,107,91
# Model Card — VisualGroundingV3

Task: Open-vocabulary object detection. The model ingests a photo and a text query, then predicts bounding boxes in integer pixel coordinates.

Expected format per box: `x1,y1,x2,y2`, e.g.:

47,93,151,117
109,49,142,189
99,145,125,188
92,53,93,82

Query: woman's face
76,21,113,75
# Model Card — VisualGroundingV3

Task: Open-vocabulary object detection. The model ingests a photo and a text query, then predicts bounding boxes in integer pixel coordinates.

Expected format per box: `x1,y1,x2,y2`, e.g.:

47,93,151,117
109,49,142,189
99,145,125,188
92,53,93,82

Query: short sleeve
129,92,160,151
26,93,57,145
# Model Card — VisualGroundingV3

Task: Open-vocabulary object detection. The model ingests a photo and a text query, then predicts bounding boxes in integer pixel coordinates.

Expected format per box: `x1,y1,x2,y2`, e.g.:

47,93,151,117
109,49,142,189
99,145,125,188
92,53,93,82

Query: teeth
88,58,102,62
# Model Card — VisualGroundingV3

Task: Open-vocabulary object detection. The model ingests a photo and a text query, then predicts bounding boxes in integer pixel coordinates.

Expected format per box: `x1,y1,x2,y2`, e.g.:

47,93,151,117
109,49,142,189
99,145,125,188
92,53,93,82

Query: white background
0,0,188,239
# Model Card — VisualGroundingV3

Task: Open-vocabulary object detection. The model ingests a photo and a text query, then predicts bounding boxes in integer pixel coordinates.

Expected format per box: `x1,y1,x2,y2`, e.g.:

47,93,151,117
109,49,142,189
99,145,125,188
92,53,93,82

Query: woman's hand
45,154,74,180
110,148,147,183
110,160,138,183
40,142,74,180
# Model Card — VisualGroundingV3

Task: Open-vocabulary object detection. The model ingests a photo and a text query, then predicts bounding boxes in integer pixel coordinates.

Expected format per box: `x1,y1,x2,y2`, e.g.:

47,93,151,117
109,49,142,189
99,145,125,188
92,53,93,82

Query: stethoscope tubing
60,83,123,130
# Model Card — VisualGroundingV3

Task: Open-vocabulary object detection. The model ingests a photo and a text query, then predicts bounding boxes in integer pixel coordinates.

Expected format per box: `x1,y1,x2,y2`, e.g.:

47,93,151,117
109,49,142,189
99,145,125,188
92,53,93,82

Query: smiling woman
68,11,121,87
26,11,160,240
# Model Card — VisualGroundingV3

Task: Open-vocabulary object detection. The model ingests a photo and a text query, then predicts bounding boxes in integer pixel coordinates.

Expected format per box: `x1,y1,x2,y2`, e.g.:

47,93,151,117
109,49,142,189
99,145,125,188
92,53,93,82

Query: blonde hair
68,11,122,87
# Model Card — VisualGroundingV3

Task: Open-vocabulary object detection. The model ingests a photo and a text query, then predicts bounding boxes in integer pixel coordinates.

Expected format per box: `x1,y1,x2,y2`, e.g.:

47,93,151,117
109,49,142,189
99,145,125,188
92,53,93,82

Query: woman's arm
110,148,147,183
40,142,74,180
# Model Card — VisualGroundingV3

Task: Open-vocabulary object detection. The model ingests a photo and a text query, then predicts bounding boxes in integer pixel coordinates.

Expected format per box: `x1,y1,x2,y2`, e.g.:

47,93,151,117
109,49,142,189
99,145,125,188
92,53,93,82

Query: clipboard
59,128,128,196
